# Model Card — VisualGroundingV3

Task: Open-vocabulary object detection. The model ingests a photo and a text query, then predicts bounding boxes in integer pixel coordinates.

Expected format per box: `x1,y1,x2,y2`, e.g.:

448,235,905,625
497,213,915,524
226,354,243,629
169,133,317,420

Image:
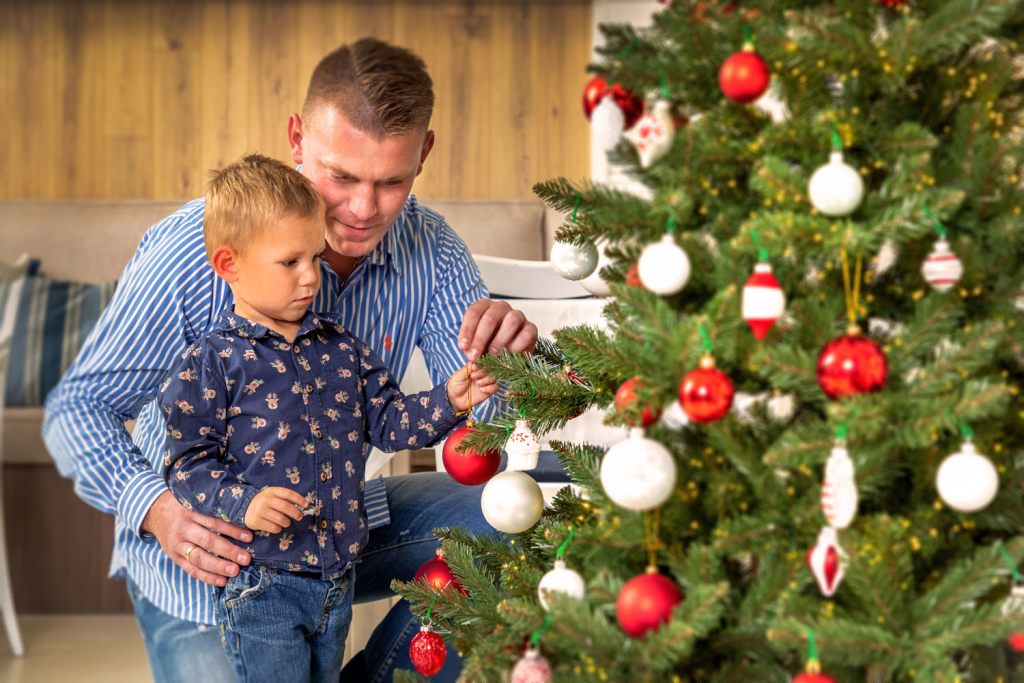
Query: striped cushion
2,273,116,406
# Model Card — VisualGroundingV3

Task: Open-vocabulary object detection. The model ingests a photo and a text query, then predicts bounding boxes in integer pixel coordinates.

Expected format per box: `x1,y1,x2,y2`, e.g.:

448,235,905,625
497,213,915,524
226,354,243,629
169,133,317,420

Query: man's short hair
302,37,434,137
203,153,325,260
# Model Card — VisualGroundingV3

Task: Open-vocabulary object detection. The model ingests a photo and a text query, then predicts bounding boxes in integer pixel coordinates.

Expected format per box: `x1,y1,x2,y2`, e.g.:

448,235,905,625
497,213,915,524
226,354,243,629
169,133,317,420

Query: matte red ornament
615,377,662,427
816,331,888,399
626,263,643,287
441,420,501,485
794,674,838,683
582,75,645,130
719,43,770,103
1010,633,1024,652
409,626,447,677
679,355,734,423
616,570,683,638
414,550,466,595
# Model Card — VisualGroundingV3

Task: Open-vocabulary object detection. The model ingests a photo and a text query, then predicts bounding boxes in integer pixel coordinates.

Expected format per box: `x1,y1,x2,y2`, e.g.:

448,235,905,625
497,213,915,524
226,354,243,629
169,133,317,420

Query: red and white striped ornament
821,440,858,529
742,261,785,339
806,526,845,597
920,236,963,293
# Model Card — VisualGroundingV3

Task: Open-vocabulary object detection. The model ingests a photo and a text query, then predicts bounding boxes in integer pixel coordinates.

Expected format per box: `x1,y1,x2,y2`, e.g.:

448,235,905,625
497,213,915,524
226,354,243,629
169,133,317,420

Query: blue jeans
215,564,354,682
129,472,492,682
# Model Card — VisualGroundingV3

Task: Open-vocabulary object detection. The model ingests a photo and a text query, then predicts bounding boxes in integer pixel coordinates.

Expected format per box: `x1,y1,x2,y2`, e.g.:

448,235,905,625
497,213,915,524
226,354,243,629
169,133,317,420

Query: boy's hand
243,487,308,533
447,361,499,413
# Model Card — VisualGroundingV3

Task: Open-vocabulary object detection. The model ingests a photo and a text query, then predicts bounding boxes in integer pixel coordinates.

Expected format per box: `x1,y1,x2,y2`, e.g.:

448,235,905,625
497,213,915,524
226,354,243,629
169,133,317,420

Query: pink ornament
742,261,785,339
920,236,963,293
806,526,845,597
821,441,858,529
511,647,553,683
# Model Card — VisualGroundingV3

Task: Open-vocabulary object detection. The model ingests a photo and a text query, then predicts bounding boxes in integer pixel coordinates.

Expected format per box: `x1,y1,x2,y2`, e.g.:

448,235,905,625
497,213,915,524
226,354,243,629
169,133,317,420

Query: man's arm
42,205,252,585
418,226,537,421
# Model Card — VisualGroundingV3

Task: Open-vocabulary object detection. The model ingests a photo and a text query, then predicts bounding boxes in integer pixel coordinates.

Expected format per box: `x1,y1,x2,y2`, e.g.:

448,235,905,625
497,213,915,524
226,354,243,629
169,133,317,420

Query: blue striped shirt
42,195,490,624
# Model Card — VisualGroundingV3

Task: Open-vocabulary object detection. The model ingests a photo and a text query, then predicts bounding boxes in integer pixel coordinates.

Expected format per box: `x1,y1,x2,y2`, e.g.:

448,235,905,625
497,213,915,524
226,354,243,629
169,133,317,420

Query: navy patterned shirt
158,309,463,576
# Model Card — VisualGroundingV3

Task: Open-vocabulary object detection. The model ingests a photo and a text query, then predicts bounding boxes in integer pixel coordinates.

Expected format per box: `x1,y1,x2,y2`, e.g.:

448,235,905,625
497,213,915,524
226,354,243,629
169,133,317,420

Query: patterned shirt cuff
431,383,465,431
118,468,172,540
220,485,261,529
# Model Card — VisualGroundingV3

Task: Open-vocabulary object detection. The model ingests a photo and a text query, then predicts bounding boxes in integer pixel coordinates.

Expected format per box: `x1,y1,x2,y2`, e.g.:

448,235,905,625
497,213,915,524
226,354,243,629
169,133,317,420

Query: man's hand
458,299,538,360
142,491,255,587
243,487,307,534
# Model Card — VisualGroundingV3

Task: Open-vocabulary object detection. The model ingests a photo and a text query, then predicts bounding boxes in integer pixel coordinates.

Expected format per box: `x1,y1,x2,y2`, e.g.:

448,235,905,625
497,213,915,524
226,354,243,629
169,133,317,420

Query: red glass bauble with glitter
441,420,501,485
678,355,734,423
719,43,770,103
615,377,662,428
793,674,838,683
615,570,683,638
1010,632,1024,652
582,76,645,130
816,330,888,399
409,626,447,677
414,550,466,595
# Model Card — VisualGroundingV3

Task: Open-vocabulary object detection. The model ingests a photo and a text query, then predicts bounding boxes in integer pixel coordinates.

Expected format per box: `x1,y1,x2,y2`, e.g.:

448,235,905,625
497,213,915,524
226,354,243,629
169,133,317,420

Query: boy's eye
282,259,297,267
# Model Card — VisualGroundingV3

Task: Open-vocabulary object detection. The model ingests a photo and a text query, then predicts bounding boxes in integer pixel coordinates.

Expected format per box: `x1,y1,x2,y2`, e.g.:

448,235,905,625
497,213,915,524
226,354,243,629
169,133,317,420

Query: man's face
290,105,433,263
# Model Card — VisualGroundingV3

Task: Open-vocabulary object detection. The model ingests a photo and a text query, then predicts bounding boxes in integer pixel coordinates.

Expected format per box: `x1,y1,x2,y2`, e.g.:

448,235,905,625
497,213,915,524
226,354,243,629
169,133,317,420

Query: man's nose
348,183,378,221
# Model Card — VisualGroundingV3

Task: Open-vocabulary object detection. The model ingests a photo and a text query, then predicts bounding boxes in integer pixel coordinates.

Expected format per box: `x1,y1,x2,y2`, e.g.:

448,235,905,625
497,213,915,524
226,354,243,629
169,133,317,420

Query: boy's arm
158,345,261,528
358,340,466,453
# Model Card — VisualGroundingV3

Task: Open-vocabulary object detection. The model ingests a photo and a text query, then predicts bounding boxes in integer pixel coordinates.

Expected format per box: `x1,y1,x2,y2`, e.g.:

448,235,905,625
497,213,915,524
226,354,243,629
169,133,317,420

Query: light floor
0,614,151,682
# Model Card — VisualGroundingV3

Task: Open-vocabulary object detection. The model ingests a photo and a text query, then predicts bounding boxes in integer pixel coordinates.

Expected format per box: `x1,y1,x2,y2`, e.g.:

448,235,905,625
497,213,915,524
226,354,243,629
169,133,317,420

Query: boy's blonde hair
203,153,325,259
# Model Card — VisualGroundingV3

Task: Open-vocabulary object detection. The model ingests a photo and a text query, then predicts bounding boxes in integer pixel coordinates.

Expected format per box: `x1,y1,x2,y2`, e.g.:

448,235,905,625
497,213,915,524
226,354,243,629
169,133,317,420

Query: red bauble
878,0,909,7
1010,632,1024,652
626,263,643,287
719,45,771,103
794,674,838,683
615,377,662,428
409,626,447,677
816,332,888,399
678,355,734,423
441,421,501,485
616,570,683,638
582,76,645,130
414,551,466,595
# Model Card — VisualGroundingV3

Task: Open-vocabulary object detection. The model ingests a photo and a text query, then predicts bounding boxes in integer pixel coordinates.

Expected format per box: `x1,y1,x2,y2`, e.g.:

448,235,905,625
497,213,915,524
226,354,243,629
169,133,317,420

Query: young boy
158,154,496,682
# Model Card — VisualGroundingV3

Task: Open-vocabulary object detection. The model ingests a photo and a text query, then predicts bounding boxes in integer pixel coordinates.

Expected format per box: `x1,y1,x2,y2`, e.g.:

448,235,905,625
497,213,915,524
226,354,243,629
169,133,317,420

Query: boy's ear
211,246,239,282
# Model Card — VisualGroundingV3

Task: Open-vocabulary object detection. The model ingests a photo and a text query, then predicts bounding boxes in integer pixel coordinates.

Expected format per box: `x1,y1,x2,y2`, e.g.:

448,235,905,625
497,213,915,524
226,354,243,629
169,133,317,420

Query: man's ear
211,246,240,282
416,130,435,176
287,113,304,165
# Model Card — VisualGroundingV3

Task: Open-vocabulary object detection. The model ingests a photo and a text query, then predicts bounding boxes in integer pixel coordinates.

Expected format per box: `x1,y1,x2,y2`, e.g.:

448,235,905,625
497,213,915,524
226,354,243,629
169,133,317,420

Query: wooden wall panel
0,0,591,202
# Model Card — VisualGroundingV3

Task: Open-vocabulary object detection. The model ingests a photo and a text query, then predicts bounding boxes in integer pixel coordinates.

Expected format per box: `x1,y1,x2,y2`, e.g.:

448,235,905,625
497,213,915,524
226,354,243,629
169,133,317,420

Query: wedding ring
185,544,198,564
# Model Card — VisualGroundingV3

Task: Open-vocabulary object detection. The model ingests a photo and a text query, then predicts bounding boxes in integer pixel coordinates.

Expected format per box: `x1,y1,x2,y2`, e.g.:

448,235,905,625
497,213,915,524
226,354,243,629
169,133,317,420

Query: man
43,38,537,682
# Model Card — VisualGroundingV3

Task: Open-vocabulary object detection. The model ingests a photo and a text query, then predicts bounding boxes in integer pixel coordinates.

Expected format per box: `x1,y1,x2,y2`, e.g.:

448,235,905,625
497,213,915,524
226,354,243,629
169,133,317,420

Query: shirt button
293,346,301,354
313,428,323,440
320,520,328,529
319,469,328,481
305,383,314,394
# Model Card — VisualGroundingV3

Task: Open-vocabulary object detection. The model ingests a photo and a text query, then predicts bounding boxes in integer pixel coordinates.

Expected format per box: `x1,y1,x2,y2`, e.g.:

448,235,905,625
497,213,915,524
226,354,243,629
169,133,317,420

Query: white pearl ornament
808,150,864,217
537,559,586,610
638,234,691,296
599,427,677,511
481,471,545,533
936,440,999,512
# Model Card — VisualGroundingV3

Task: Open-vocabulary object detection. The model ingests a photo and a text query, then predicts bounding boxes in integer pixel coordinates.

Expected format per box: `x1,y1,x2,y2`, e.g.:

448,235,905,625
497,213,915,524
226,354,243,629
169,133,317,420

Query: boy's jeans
215,564,355,683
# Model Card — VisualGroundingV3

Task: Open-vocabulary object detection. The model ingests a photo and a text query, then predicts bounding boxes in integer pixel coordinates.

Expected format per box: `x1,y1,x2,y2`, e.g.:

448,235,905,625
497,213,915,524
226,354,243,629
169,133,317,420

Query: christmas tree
396,1,1024,681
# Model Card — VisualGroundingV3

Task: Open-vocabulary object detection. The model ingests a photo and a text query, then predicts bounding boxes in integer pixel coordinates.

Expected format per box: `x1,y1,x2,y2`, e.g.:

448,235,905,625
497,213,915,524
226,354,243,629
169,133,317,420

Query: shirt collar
216,308,328,341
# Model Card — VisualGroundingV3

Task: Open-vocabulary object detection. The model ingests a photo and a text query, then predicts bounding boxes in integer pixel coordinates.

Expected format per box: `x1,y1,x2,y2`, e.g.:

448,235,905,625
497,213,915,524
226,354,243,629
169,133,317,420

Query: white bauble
579,239,612,296
936,441,999,512
537,559,586,611
808,150,864,217
481,471,544,533
505,418,541,471
592,95,625,152
821,443,858,529
638,234,690,295
550,240,598,281
659,399,690,430
599,427,676,511
766,393,796,422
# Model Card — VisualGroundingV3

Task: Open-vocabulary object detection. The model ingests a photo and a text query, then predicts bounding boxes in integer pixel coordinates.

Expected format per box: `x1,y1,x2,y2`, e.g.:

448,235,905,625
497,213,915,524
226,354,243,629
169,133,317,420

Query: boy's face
288,105,434,265
226,213,327,329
